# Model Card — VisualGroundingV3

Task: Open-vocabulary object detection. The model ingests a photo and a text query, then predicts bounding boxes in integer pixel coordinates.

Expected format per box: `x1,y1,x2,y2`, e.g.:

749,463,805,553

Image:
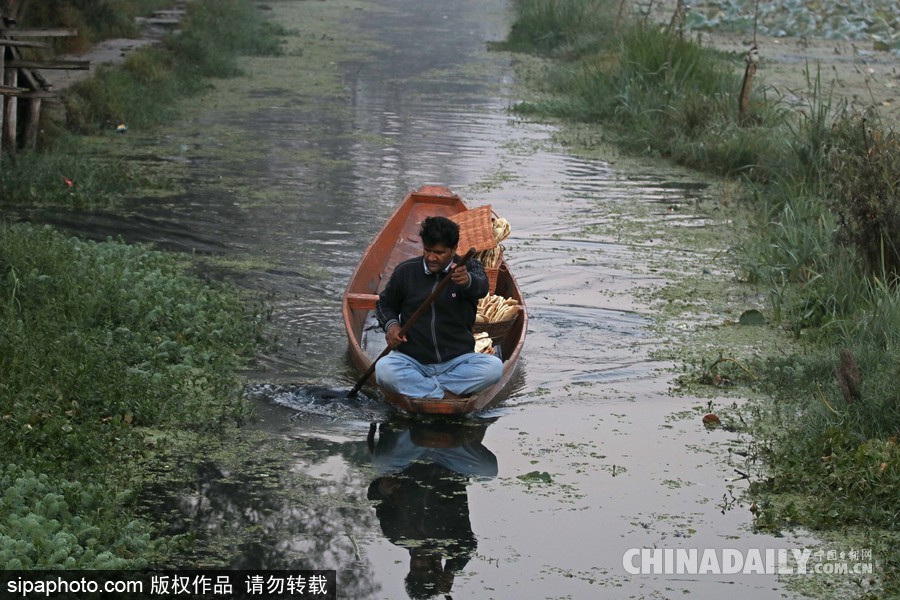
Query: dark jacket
375,255,489,365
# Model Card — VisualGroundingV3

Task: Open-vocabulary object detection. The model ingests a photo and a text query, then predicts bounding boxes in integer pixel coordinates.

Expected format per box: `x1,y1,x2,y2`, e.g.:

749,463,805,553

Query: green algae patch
517,470,553,484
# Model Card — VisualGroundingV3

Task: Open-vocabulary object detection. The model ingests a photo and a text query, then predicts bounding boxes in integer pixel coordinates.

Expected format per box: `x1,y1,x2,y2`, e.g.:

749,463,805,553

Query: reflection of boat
367,416,498,478
342,185,527,415
366,417,497,599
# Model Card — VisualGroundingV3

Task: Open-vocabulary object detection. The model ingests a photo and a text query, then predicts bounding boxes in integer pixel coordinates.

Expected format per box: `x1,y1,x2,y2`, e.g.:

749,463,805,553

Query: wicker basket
450,205,497,253
473,309,520,344
484,267,499,294
484,261,508,294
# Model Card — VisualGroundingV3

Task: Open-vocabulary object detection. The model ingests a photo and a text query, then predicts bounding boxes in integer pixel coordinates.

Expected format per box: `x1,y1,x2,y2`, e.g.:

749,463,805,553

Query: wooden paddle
347,247,477,398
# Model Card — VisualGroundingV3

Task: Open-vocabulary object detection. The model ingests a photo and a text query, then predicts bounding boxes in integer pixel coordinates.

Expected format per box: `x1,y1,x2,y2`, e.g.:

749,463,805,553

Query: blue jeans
375,351,503,399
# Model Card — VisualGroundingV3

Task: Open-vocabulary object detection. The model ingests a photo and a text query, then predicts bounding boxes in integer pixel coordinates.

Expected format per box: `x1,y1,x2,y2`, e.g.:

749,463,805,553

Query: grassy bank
1,0,284,207
0,223,262,567
502,0,899,593
23,1,174,53
0,0,278,568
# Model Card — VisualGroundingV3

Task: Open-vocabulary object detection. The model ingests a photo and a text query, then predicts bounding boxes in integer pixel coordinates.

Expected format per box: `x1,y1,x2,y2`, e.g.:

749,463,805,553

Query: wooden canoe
342,185,527,415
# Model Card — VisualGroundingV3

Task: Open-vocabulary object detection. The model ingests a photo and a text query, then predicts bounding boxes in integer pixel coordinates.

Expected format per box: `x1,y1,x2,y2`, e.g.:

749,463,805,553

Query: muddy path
10,0,851,597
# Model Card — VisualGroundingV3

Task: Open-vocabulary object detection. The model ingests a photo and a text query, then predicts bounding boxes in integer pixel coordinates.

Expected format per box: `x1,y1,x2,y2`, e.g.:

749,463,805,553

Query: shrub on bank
1,0,285,207
827,111,900,279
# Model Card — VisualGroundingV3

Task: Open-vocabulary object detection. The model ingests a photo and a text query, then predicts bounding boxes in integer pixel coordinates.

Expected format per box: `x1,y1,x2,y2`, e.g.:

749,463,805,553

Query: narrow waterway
10,0,818,597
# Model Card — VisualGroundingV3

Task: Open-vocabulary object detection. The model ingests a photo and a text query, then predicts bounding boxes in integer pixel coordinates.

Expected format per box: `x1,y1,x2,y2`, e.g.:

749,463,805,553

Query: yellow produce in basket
476,293,520,323
474,331,494,354
475,216,511,269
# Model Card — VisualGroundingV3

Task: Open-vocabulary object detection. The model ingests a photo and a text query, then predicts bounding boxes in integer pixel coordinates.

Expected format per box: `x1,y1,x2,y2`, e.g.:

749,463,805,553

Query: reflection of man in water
367,421,497,599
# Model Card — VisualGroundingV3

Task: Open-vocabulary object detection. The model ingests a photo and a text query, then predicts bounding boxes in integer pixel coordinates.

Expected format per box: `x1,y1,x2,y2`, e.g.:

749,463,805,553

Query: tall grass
502,0,617,56
515,23,796,179
0,136,153,207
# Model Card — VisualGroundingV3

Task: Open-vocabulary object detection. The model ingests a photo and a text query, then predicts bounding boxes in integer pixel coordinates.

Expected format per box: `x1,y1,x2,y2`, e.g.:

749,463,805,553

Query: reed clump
826,111,900,279
501,0,617,57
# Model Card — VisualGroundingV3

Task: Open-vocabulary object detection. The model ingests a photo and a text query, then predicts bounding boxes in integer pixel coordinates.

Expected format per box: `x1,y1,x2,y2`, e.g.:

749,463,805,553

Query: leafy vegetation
0,465,152,569
0,223,263,567
503,0,900,591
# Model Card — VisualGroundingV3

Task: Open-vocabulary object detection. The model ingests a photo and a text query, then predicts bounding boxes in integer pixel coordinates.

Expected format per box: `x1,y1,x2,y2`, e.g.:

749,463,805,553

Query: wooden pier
1,0,88,163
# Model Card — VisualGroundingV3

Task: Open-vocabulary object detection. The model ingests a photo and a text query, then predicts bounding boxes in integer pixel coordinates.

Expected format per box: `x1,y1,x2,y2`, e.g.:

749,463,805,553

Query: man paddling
375,216,502,399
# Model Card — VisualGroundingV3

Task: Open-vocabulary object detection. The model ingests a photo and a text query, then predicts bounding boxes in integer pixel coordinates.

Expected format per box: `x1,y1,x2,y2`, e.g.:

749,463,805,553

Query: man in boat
375,216,502,399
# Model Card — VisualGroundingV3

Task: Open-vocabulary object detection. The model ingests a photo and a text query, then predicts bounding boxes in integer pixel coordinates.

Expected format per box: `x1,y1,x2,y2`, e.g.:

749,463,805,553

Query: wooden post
23,94,39,149
16,0,31,23
0,40,5,164
664,0,684,84
738,45,759,125
0,28,78,153
3,59,16,151
0,20,79,155
614,0,628,36
21,90,50,149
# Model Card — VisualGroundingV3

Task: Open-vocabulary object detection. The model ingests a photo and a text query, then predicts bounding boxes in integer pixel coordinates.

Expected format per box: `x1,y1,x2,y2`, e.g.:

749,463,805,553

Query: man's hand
450,262,470,287
385,323,407,349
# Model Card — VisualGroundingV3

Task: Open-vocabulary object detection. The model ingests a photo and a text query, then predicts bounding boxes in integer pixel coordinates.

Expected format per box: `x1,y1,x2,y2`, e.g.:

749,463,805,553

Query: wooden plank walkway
1,0,82,157
1,1,185,165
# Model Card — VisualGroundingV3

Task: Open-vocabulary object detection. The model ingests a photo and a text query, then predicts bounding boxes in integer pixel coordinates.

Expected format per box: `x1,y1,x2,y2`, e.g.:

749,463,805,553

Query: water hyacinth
683,0,900,47
1,223,263,568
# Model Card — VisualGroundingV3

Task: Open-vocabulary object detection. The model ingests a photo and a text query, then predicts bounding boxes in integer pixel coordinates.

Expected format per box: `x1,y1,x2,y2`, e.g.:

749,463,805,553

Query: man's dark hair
420,216,459,249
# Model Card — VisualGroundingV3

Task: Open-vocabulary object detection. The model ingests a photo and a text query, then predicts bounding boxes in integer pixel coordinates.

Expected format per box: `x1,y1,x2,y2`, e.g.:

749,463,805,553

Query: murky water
7,0,819,597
